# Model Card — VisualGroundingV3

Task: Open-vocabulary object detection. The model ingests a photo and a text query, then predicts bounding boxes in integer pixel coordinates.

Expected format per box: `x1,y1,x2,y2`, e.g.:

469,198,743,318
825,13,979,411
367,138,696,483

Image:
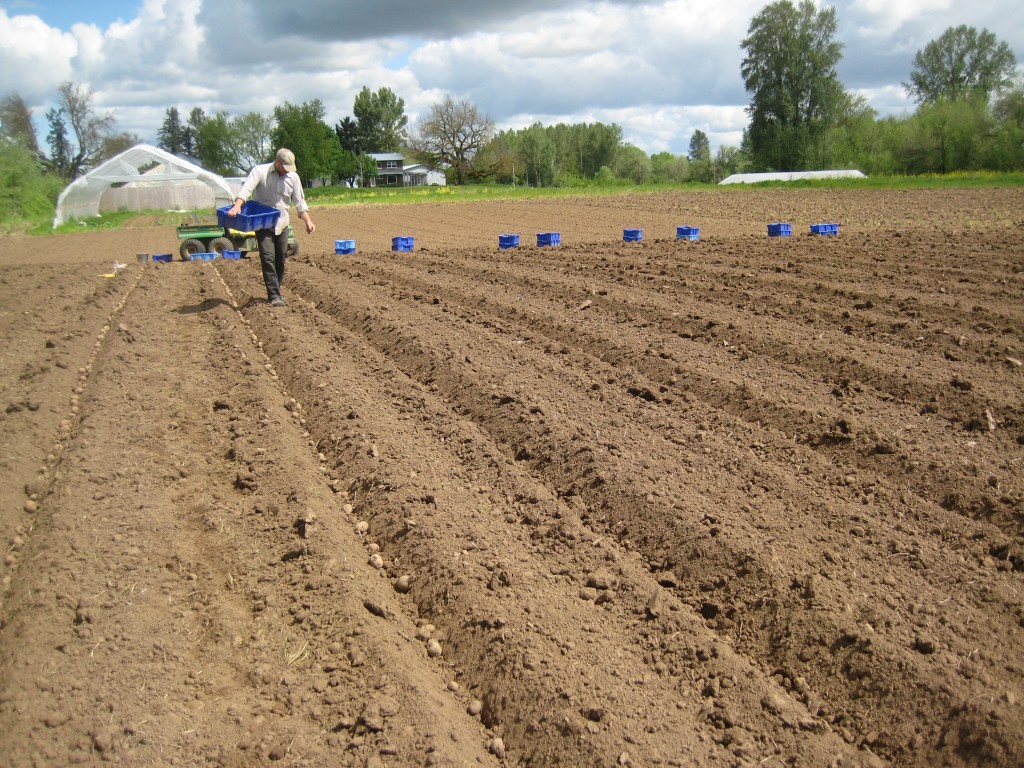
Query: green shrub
0,143,63,228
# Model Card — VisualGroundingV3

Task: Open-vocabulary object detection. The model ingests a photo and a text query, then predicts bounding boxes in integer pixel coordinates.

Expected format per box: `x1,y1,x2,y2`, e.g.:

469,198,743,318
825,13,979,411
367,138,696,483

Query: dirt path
0,187,1021,767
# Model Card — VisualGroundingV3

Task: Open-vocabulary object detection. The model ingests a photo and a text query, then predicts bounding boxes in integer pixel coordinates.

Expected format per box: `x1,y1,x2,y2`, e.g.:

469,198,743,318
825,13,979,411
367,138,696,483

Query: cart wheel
209,237,233,255
179,238,204,260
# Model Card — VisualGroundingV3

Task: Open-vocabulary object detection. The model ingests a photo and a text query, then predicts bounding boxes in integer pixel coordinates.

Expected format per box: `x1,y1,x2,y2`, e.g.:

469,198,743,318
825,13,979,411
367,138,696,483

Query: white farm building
719,169,866,185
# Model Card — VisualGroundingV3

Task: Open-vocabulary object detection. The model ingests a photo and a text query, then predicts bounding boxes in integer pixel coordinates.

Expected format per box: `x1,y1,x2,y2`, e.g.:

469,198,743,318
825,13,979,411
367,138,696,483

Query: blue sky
1,0,1022,157
3,0,140,29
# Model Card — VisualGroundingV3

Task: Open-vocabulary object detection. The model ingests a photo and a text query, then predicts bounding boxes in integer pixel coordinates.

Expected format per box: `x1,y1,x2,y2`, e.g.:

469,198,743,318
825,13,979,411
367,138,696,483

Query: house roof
368,152,404,161
403,163,441,173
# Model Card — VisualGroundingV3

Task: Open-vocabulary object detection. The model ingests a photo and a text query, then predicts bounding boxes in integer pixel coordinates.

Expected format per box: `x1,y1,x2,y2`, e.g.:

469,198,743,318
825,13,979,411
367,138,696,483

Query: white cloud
1,0,1022,158
847,0,953,39
0,12,77,101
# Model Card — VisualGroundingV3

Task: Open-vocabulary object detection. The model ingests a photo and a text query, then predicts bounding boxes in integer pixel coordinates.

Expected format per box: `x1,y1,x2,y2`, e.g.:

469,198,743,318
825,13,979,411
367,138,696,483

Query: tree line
1,0,1022,213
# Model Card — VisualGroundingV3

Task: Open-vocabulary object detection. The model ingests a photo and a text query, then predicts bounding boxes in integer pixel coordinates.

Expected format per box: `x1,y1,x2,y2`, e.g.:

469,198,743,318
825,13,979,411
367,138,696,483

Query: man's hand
306,220,316,234
225,199,243,218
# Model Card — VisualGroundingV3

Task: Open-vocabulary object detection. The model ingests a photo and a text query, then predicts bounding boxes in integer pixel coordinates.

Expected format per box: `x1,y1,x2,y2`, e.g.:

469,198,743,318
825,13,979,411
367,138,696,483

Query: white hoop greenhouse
53,144,234,227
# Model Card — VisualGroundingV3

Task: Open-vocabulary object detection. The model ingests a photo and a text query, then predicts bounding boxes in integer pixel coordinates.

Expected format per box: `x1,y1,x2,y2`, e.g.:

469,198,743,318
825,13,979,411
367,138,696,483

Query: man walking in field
225,148,316,307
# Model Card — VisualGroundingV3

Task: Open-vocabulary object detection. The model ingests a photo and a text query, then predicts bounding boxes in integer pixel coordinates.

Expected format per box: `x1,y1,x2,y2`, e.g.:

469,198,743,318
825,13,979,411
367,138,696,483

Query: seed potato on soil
0,187,1022,767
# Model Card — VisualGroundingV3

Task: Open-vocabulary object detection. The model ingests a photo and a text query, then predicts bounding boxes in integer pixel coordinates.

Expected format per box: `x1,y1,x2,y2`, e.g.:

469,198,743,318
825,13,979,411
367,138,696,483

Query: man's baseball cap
276,148,296,172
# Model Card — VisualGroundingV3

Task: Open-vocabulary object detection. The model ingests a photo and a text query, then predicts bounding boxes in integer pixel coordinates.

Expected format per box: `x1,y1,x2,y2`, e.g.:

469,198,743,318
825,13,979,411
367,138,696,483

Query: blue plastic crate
767,222,792,237
152,253,172,263
217,201,281,231
194,252,218,261
623,228,643,242
391,236,414,252
810,222,839,236
676,226,700,241
222,250,242,259
498,234,520,249
335,239,356,254
537,232,561,247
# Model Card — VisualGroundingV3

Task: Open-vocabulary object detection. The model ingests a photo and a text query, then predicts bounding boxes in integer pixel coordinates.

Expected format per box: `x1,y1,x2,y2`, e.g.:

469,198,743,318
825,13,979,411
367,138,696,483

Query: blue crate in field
217,201,280,231
391,236,414,252
810,222,839,236
537,232,561,247
152,253,172,263
335,239,356,254
222,250,242,259
767,222,792,237
194,252,218,261
623,228,643,242
498,233,520,249
676,226,700,241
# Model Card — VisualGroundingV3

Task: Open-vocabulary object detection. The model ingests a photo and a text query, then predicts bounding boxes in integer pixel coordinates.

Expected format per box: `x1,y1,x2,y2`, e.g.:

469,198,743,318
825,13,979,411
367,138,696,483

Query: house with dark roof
367,153,446,187
368,152,404,187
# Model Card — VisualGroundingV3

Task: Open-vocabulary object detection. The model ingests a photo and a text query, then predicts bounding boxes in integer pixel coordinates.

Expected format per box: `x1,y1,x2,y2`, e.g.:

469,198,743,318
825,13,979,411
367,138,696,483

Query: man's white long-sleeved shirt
236,163,309,235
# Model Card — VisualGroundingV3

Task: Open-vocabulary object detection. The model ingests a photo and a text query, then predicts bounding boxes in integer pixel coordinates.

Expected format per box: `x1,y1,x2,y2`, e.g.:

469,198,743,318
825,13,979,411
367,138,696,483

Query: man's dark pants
256,228,289,300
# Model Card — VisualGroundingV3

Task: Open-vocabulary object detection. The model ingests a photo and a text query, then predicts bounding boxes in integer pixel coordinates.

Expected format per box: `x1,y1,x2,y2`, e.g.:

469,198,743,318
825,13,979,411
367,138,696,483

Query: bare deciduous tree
46,82,133,179
415,96,495,185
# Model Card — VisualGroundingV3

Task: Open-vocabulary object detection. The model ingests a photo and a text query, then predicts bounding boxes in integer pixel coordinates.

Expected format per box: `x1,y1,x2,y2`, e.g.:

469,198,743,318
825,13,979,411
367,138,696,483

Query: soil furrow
223,263,879,767
298,249,1021,533
1,188,1021,768
240,249,1022,765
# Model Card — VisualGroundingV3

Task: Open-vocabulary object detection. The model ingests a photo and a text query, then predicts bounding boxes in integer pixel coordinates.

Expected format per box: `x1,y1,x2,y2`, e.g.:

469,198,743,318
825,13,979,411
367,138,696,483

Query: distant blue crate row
335,239,356,254
810,223,839,236
499,234,520,249
623,228,643,242
537,232,561,247
676,226,699,241
217,201,281,231
767,222,792,237
392,236,414,252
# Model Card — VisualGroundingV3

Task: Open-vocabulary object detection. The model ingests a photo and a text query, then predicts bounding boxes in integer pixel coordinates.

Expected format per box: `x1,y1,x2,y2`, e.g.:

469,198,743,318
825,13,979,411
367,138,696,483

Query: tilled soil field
0,187,1021,768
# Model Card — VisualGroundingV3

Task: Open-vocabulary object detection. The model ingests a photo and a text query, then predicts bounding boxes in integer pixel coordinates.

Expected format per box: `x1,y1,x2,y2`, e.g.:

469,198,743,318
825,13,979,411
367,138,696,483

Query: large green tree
194,112,234,174
335,116,360,154
903,26,1017,105
230,112,274,173
987,81,1024,170
45,107,71,178
613,144,652,184
352,86,408,153
687,130,711,163
272,99,343,184
160,107,271,173
1,93,40,153
517,123,557,187
897,96,992,174
468,130,524,184
415,96,495,185
740,0,846,171
476,121,624,186
183,107,206,157
157,107,186,155
650,152,690,184
687,129,714,181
